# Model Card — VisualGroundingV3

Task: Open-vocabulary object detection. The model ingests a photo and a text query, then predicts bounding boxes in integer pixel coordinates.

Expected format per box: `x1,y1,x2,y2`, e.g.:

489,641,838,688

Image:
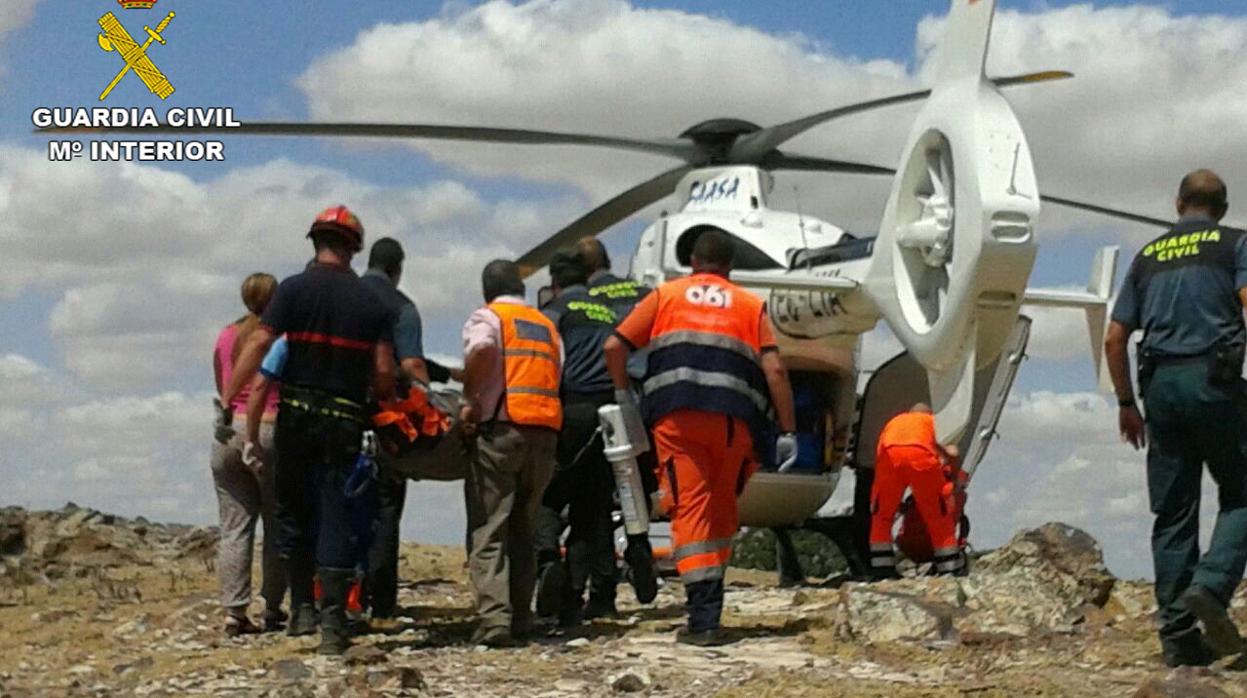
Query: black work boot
625,534,658,604
1162,628,1218,667
535,560,567,620
684,578,725,638
1182,585,1246,657
676,627,730,647
262,609,289,633
317,568,355,655
585,584,618,620
285,554,318,637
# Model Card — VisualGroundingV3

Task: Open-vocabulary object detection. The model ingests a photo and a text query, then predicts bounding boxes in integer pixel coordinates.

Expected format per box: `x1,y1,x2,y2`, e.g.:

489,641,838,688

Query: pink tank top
215,324,278,416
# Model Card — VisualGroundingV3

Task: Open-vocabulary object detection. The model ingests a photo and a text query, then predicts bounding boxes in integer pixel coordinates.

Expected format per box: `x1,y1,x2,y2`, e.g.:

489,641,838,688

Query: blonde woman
211,273,286,636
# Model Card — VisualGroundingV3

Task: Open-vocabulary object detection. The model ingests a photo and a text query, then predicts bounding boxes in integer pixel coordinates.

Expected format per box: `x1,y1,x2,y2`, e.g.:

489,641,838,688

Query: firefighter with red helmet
224,205,397,655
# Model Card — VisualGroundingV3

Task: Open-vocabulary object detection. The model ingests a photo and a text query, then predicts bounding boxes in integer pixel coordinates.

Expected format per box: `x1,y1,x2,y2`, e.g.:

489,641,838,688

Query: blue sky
2,0,1246,579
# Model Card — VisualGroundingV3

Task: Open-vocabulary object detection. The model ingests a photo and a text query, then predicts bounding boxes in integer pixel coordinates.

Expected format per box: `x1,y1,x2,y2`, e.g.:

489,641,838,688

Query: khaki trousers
464,422,557,633
210,420,285,614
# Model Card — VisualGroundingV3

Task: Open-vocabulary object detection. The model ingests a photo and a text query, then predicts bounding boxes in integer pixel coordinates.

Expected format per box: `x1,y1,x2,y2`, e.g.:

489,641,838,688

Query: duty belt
1146,351,1214,366
279,386,367,424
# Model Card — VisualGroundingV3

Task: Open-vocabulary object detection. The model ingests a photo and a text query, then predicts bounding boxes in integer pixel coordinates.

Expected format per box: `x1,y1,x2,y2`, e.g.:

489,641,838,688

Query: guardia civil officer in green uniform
533,250,622,625
1106,170,1247,667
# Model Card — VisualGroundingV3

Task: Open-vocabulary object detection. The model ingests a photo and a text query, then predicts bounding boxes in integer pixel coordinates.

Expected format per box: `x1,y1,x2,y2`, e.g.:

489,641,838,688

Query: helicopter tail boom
1022,245,1120,382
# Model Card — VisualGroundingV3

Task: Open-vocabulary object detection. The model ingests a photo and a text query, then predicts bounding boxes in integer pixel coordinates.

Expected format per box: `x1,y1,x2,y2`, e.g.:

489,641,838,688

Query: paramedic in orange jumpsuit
604,229,797,646
869,403,964,579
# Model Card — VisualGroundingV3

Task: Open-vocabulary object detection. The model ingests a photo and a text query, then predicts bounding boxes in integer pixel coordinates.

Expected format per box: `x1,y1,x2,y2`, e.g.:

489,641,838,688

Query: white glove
613,388,651,455
775,432,799,473
242,441,263,474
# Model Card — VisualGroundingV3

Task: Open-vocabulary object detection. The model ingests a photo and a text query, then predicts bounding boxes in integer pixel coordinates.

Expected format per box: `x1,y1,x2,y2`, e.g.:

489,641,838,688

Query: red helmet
308,205,364,253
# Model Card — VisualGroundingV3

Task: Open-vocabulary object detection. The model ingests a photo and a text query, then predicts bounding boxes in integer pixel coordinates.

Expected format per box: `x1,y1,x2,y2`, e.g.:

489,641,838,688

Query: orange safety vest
488,301,563,430
642,273,769,428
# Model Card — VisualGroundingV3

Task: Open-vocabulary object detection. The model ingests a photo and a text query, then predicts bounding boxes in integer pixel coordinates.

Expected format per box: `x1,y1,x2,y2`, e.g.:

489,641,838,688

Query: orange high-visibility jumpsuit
869,411,963,576
652,411,758,582
615,273,776,632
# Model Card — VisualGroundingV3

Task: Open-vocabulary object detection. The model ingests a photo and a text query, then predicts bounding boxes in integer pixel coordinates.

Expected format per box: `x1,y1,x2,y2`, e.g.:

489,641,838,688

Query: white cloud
969,390,1220,579
297,1,1247,246
961,5,1247,239
1025,303,1098,363
0,355,210,520
0,146,582,388
0,0,42,42
296,0,913,210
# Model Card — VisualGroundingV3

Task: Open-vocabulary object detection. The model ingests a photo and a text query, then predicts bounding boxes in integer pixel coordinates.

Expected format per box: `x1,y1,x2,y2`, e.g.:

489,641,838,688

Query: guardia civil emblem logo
97,0,176,101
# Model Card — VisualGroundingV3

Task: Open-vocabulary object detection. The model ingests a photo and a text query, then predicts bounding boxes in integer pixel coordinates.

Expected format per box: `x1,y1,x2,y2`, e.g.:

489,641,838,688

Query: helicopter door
959,314,1030,480
853,314,1031,477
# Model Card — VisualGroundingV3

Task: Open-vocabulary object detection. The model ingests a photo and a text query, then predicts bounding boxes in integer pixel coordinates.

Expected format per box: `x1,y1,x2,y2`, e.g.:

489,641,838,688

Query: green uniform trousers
1144,361,1247,641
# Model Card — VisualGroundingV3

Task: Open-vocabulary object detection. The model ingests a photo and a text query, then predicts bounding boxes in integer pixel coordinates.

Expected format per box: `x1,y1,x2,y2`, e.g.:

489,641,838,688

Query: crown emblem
118,0,157,9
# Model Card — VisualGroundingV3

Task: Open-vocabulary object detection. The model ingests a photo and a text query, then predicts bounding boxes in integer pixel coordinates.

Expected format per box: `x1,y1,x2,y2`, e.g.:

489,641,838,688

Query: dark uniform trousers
535,393,619,610
1144,361,1247,641
273,395,373,606
464,422,557,634
364,473,407,619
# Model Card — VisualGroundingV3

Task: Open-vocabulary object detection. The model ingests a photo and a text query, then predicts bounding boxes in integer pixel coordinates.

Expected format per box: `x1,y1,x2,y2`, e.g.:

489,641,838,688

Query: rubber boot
317,567,355,655
285,553,318,637
685,578,725,633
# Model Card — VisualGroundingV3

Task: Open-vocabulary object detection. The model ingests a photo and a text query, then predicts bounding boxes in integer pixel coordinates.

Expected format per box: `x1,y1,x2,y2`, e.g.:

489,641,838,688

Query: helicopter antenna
794,185,812,269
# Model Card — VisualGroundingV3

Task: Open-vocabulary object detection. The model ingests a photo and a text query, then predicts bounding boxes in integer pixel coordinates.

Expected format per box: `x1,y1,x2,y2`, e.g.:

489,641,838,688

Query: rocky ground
1,506,1245,697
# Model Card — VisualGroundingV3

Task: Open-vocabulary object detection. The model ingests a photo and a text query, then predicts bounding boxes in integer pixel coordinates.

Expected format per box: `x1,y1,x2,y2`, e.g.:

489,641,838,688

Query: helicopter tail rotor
864,0,1040,444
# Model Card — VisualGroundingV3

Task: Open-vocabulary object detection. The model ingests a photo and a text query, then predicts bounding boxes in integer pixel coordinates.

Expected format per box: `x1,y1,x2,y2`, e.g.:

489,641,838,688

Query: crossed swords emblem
97,11,176,101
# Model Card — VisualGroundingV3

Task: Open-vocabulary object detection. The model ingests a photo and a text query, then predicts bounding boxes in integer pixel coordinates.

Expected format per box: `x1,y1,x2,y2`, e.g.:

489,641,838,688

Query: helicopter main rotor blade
517,166,694,277
38,122,702,162
762,153,895,175
1040,194,1172,228
754,152,1176,230
730,70,1073,163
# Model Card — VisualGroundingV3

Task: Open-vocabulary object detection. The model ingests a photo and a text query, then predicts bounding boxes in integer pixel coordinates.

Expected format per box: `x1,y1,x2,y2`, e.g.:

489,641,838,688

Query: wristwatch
1118,398,1136,408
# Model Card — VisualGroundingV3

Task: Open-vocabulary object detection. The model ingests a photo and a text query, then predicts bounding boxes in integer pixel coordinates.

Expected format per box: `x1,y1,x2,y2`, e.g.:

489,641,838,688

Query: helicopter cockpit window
787,235,876,268
675,226,782,271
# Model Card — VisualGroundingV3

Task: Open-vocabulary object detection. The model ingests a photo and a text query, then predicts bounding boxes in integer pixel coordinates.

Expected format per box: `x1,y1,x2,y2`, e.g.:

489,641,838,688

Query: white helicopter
63,0,1176,571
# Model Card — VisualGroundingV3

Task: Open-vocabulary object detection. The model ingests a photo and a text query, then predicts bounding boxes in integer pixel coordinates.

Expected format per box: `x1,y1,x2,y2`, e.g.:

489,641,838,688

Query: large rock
837,523,1117,643
7,505,219,580
838,576,963,643
975,522,1115,606
1134,676,1231,698
0,508,26,556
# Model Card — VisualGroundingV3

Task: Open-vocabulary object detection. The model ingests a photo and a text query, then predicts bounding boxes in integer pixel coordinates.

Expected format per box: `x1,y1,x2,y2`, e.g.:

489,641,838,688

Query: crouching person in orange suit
869,403,965,580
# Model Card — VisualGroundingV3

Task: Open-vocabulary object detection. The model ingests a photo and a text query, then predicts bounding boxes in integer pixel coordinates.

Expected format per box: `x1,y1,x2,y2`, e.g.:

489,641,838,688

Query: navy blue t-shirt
261,263,394,403
1112,217,1247,356
360,270,424,362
